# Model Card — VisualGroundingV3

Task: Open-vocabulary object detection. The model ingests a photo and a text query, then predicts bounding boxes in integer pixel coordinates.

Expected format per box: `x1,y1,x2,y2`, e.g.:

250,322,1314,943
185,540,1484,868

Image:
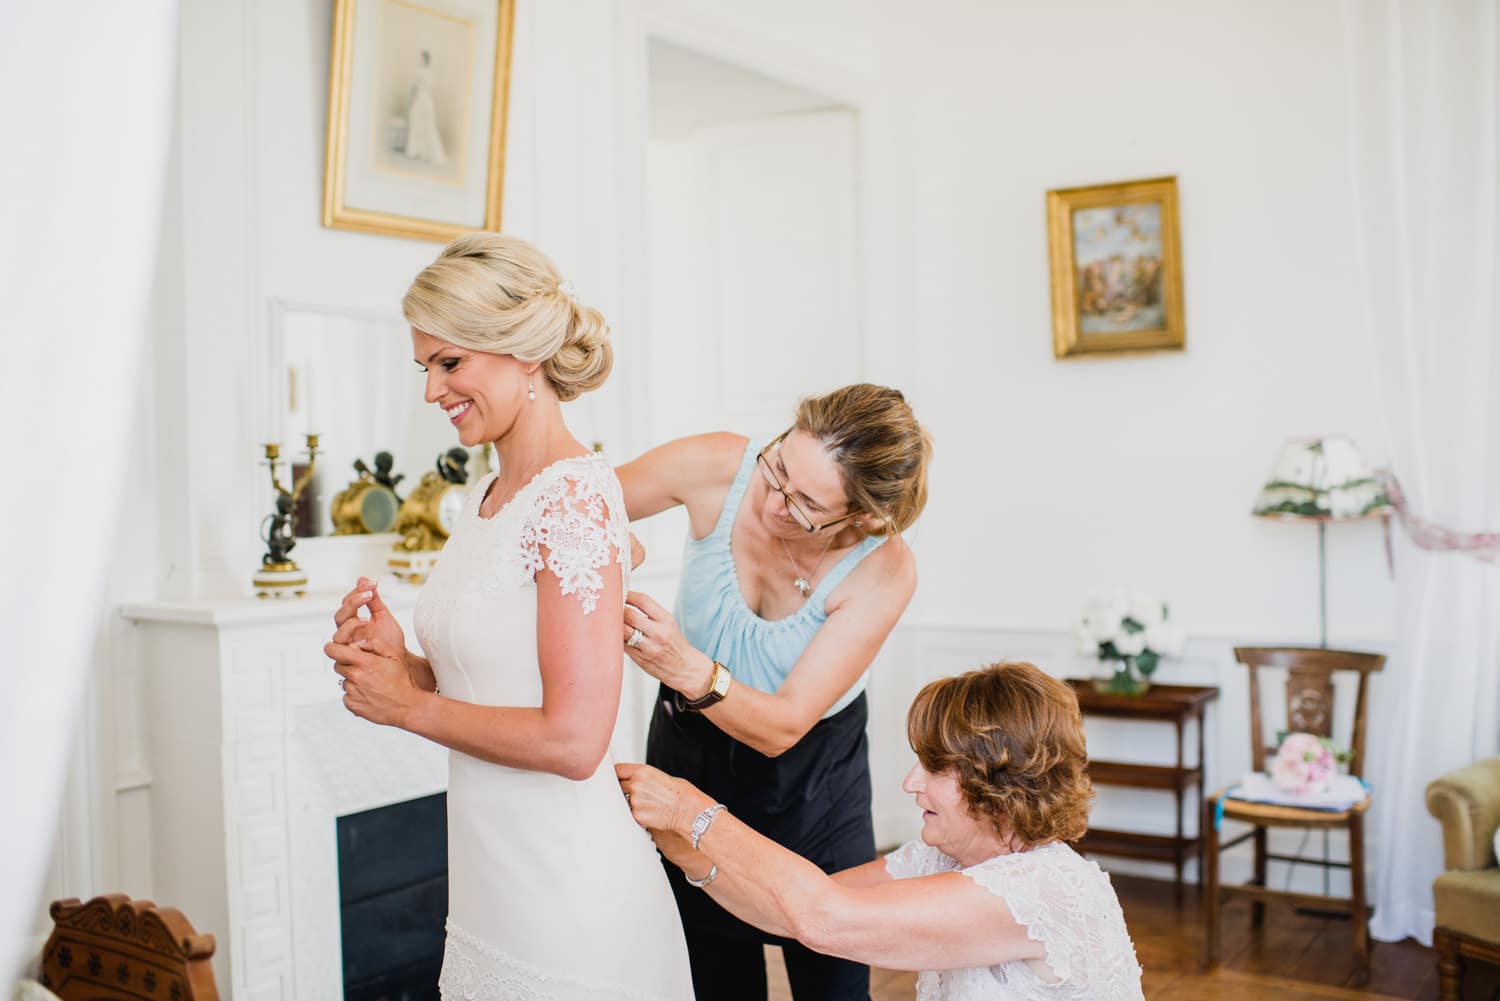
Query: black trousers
647,688,876,1001
683,924,870,1001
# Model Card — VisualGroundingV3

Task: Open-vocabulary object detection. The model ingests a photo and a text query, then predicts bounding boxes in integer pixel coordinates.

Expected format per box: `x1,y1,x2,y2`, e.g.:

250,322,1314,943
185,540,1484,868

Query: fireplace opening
336,792,448,1001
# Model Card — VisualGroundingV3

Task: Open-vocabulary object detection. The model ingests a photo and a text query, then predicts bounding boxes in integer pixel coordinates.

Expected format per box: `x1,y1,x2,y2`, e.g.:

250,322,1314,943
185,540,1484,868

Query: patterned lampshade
1251,435,1392,521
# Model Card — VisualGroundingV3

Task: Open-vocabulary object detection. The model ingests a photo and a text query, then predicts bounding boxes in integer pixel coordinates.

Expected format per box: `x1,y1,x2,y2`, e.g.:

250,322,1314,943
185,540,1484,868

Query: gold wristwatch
678,661,732,712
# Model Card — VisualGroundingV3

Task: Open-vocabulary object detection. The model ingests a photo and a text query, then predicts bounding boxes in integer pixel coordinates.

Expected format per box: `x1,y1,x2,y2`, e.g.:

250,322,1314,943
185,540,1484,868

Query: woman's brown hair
792,383,931,536
906,662,1093,847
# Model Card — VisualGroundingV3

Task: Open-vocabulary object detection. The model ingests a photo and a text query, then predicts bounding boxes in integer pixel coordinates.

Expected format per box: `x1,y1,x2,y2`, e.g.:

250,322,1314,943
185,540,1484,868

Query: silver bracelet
685,864,718,888
690,803,725,852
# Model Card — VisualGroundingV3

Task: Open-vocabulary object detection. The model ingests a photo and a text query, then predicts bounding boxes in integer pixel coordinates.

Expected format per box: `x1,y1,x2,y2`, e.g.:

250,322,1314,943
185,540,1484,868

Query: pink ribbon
1381,474,1500,565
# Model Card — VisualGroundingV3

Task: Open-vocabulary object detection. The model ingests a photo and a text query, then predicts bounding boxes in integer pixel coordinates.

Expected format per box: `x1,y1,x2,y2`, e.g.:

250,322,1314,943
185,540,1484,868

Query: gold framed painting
1046,176,1185,358
323,0,515,242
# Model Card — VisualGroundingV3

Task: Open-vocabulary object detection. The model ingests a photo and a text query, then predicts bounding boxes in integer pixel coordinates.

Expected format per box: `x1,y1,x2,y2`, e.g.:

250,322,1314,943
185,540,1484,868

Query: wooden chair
1202,646,1385,984
39,894,220,1001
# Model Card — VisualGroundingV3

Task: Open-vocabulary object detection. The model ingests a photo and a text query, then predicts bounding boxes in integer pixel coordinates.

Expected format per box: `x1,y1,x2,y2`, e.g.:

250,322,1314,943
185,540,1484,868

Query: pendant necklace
779,534,837,598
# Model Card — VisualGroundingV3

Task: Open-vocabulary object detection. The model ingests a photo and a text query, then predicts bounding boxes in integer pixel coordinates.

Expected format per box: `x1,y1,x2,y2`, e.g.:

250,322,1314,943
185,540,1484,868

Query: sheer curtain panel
1342,0,1500,946
0,1,177,983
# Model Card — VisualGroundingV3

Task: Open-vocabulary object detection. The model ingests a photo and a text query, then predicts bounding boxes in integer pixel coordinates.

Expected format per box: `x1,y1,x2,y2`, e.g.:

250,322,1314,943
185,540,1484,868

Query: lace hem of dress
438,920,681,1001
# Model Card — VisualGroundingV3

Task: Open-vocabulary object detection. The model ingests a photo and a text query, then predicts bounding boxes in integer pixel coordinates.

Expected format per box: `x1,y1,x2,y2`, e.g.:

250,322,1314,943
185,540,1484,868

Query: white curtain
1343,0,1500,945
0,1,176,983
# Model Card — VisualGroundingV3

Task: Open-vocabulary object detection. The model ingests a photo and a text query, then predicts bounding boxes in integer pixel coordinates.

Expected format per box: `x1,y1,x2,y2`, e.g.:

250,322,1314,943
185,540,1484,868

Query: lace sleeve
961,848,1142,995
884,839,956,880
519,470,624,615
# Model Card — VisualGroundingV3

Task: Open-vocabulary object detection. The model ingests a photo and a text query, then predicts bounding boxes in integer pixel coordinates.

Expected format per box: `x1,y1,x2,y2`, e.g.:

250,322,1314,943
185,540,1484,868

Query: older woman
616,384,929,1000
618,662,1145,1001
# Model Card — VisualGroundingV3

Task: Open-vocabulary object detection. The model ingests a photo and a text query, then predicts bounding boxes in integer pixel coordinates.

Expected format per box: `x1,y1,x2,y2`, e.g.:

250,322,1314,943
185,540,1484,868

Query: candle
272,364,289,445
305,361,320,434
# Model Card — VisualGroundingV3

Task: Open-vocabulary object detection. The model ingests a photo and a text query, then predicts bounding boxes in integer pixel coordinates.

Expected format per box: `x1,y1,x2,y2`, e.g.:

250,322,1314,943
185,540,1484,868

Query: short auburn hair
906,662,1093,847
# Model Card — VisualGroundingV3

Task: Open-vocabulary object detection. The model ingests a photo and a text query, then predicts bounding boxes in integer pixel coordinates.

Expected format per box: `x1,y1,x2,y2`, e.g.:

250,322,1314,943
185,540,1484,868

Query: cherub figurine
437,446,469,485
261,492,297,565
373,450,405,499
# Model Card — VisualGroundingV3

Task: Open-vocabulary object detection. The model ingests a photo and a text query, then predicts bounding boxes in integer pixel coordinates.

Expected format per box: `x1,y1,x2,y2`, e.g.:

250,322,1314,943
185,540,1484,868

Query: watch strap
678,661,731,712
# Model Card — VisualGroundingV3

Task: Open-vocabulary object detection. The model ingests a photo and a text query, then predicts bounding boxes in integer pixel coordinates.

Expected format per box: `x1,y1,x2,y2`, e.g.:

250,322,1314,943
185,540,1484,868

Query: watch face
360,485,400,533
437,485,468,535
712,663,733,698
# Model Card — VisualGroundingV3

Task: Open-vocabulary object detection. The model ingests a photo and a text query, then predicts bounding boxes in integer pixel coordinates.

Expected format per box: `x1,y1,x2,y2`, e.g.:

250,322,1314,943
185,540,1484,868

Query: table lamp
1252,435,1391,647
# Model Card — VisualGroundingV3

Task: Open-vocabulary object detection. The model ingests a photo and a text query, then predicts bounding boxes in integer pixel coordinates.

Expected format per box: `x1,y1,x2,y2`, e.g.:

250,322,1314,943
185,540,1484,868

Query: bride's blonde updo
401,233,612,401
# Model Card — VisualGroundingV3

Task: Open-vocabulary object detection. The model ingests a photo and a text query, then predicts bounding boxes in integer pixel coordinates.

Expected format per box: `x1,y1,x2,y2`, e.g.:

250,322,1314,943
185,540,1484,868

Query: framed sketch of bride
323,0,515,241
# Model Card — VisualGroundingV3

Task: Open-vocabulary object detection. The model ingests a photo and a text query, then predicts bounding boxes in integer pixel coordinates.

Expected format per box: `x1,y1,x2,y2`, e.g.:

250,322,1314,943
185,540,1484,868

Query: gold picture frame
1046,176,1185,358
323,0,515,242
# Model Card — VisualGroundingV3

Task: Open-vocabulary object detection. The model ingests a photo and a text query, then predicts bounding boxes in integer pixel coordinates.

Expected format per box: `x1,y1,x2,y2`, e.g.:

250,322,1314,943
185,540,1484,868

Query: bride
324,233,694,1001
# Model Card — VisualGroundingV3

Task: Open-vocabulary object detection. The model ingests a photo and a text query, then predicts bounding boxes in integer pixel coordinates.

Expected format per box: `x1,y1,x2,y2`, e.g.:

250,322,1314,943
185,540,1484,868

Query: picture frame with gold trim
323,0,515,242
1046,176,1185,358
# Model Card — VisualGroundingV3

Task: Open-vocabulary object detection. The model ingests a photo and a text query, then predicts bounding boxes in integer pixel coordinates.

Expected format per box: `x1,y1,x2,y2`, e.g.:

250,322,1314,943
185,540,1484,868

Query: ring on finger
338,678,346,690
626,627,644,649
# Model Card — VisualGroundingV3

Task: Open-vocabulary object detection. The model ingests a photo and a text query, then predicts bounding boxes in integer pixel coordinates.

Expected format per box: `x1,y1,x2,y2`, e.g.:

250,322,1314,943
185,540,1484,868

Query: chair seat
1433,867,1500,943
1213,786,1372,826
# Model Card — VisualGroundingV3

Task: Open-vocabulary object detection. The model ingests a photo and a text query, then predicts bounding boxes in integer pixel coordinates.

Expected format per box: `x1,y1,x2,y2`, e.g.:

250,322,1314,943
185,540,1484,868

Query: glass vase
1094,656,1150,696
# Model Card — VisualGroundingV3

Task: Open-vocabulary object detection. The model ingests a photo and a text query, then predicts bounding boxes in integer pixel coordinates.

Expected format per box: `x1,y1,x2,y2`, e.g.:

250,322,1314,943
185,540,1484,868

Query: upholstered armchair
1426,757,1500,1001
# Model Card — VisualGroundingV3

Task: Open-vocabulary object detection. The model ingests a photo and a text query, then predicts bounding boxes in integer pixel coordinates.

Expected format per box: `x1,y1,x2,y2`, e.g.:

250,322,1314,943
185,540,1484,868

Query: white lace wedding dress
884,840,1143,1000
414,455,695,1001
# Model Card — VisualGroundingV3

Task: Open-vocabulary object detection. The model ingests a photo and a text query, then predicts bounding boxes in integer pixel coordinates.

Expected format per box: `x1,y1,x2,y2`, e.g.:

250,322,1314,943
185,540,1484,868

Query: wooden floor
766,873,1500,1000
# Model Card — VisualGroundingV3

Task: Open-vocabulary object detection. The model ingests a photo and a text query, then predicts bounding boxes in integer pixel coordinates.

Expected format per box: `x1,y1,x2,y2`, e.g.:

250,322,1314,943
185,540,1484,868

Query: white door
613,108,861,758
645,108,861,445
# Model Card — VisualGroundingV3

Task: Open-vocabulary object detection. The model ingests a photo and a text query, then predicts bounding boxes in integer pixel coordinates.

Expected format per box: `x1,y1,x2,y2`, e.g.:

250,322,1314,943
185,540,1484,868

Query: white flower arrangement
1076,588,1186,693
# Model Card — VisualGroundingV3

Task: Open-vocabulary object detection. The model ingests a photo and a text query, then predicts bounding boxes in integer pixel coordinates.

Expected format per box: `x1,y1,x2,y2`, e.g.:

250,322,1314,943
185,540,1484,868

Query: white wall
896,0,1394,643
858,0,1401,878
32,0,1423,968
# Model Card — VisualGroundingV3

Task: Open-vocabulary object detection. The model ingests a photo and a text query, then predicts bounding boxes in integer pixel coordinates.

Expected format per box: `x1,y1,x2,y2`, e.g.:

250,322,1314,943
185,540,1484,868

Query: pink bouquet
1268,732,1339,794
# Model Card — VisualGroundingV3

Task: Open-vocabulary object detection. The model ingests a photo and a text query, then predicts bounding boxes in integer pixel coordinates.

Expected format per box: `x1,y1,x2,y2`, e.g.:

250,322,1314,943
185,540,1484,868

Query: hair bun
543,302,612,401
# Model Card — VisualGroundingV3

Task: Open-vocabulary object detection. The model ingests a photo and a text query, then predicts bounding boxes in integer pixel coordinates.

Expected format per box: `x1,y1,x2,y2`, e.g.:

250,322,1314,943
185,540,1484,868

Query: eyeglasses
756,440,859,534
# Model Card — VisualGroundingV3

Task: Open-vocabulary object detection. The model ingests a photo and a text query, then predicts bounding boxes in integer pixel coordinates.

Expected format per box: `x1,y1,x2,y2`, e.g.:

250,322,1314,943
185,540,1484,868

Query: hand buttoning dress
415,455,695,1001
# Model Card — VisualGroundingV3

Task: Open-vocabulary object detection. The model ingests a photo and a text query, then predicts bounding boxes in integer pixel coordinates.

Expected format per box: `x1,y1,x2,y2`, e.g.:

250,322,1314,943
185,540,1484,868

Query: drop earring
527,380,536,402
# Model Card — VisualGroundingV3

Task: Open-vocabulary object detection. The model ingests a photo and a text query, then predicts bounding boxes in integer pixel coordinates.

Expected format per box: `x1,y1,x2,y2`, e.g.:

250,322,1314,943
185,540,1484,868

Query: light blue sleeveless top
675,440,885,718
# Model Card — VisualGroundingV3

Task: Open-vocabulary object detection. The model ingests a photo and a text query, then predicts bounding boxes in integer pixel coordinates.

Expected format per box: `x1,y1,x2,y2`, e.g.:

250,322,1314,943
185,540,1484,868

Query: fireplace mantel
123,583,445,1001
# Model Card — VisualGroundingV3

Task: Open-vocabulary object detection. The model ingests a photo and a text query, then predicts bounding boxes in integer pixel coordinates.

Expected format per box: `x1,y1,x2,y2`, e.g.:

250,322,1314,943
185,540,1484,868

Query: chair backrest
40,895,220,1001
1233,646,1386,778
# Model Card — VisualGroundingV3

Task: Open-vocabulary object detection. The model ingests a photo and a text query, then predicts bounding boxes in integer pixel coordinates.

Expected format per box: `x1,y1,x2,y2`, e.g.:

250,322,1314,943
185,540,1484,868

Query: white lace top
884,840,1144,1001
414,455,694,1001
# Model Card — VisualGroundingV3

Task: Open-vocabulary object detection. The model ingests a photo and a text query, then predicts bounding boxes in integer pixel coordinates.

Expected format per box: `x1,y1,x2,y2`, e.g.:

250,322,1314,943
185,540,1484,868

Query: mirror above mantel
272,300,471,537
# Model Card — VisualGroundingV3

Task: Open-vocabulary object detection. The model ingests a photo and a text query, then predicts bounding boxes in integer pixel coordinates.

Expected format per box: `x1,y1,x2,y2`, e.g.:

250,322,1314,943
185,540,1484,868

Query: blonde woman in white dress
618,662,1144,1001
326,234,694,1001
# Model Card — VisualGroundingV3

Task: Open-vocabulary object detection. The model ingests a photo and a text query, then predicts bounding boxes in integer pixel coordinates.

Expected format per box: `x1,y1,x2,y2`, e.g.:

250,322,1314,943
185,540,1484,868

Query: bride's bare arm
399,550,624,779
326,495,625,781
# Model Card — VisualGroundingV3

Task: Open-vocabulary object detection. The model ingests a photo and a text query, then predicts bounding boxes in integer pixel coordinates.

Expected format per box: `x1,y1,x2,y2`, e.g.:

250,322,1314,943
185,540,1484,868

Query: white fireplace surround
121,551,667,1001
123,584,443,1001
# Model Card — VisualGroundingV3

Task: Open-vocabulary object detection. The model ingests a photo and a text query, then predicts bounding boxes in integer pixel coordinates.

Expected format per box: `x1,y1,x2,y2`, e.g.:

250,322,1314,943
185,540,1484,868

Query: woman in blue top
617,383,931,1001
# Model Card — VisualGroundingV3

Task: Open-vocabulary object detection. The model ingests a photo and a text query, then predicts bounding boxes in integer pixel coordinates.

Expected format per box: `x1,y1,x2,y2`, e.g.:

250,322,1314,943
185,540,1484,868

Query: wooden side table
1066,679,1220,892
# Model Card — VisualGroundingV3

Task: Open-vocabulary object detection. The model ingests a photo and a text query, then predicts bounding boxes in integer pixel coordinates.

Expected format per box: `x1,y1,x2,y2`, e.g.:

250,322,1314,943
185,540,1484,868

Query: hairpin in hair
557,280,582,307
